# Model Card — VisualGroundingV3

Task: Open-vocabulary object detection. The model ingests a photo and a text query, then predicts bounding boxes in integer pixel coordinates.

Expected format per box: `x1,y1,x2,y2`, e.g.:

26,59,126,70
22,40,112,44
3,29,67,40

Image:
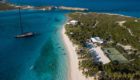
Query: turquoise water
0,10,68,80
1,0,140,80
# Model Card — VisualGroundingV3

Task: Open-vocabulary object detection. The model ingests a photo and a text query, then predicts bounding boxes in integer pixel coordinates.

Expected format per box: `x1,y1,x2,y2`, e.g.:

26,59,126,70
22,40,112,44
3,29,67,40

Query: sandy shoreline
61,24,94,80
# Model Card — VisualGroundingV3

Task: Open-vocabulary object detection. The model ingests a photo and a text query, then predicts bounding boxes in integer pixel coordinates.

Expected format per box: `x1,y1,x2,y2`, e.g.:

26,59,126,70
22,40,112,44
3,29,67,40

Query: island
58,6,88,11
0,3,16,10
0,3,54,11
0,3,88,11
62,12,140,80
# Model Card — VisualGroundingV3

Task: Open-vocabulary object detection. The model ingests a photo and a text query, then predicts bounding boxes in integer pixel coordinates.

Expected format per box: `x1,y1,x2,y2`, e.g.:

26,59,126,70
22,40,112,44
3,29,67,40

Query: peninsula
63,12,140,80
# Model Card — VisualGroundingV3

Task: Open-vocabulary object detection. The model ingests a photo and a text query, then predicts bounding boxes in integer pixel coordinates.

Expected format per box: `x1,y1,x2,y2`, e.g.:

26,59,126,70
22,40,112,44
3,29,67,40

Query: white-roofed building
91,37,103,44
67,20,78,25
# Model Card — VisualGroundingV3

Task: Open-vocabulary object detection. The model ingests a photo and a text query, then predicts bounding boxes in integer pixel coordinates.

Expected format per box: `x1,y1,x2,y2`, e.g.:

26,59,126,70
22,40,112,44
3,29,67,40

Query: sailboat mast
19,7,23,34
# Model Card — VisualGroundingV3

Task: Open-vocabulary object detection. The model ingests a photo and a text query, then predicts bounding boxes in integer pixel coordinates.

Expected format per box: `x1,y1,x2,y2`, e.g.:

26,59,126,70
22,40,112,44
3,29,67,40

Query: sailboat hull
15,32,34,38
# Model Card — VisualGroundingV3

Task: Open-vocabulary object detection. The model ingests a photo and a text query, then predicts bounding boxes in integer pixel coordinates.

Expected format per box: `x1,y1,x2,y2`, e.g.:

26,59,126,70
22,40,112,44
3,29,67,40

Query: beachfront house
67,20,78,25
91,37,103,44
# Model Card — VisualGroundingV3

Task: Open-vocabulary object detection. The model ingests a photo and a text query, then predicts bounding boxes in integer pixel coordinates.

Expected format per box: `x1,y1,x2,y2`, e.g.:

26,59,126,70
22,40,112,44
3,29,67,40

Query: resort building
91,37,103,44
67,20,78,25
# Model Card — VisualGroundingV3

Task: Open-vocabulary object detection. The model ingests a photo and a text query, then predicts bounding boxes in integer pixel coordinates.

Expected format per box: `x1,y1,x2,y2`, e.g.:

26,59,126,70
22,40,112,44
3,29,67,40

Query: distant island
63,12,140,80
58,6,88,11
0,3,54,11
0,3,88,11
0,3,16,10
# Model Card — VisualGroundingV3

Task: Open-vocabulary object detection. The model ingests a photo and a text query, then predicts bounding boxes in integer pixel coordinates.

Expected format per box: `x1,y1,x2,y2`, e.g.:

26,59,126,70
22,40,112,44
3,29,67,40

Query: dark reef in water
33,39,58,79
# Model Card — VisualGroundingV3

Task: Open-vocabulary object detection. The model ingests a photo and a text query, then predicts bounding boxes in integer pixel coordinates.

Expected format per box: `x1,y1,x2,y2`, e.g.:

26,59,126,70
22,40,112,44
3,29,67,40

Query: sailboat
15,8,35,38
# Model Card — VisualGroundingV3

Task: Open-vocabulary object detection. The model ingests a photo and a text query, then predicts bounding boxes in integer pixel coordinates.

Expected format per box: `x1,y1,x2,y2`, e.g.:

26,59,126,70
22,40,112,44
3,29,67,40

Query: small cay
57,6,88,11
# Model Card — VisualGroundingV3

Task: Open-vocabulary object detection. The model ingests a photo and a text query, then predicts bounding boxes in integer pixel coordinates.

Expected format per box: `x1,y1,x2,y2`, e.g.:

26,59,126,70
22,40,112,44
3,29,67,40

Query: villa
67,20,78,25
91,37,103,44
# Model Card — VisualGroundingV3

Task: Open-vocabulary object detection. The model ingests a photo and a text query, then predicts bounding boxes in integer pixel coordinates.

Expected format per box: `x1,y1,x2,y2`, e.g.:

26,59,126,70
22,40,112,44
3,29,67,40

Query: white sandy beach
61,25,94,80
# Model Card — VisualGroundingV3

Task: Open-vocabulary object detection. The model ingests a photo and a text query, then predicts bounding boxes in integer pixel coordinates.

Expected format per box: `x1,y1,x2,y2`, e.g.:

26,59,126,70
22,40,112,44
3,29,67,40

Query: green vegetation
66,12,140,50
124,19,140,37
65,12,140,80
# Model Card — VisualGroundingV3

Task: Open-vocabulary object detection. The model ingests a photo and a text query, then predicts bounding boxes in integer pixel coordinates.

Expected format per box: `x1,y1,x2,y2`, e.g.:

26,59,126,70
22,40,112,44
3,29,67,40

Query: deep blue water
0,0,140,80
9,0,140,17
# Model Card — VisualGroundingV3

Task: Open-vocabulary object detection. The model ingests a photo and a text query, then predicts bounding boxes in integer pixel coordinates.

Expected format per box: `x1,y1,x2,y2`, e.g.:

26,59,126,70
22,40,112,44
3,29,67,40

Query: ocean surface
0,0,140,80
0,10,68,80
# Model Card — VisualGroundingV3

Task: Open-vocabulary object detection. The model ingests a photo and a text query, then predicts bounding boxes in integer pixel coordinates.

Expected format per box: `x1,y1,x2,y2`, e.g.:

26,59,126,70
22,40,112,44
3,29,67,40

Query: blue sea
0,0,140,80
